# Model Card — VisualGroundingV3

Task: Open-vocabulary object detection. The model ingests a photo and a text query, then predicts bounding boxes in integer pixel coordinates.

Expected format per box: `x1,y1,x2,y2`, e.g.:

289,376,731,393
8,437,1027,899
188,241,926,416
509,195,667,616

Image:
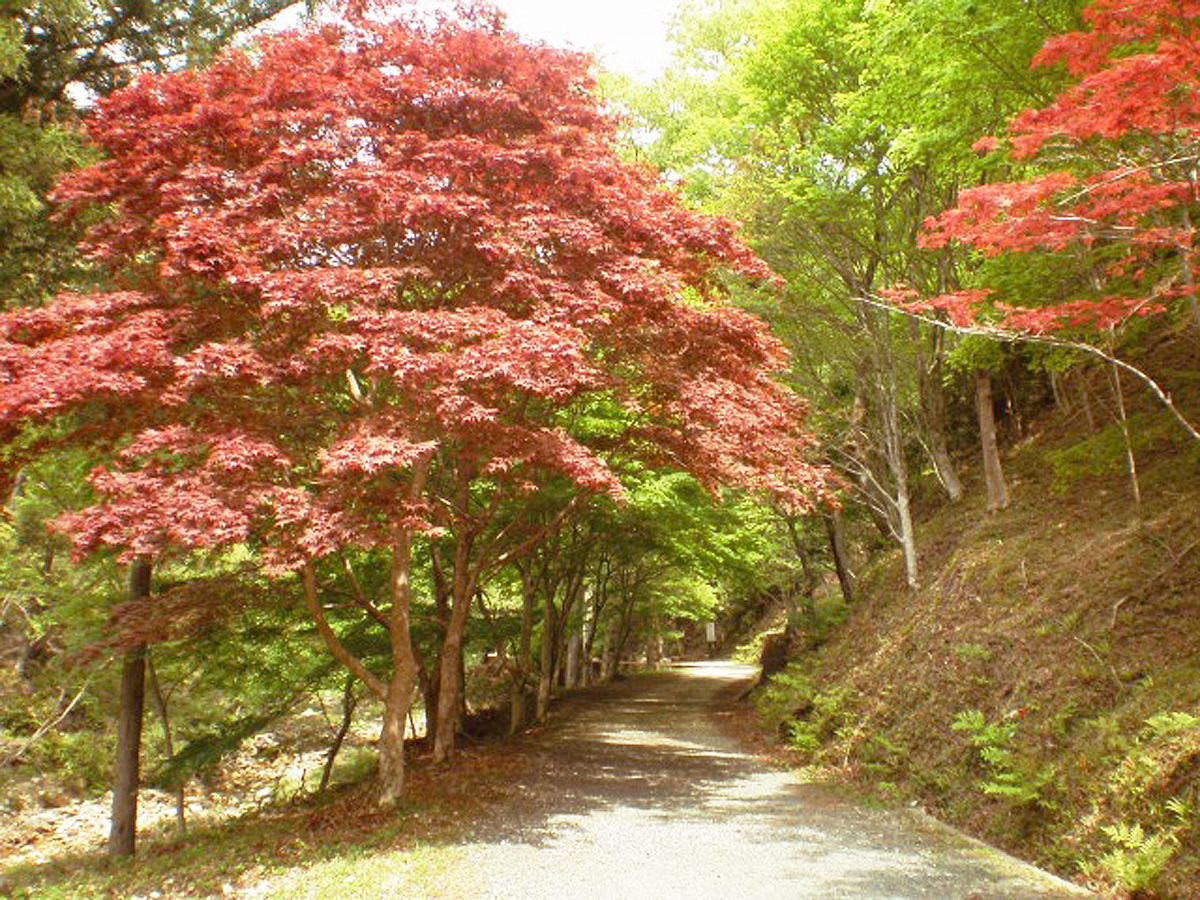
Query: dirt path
446,662,1092,900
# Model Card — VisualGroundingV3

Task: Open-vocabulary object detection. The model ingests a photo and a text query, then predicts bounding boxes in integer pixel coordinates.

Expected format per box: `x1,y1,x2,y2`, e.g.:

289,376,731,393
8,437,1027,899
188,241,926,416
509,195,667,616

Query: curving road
452,661,1093,899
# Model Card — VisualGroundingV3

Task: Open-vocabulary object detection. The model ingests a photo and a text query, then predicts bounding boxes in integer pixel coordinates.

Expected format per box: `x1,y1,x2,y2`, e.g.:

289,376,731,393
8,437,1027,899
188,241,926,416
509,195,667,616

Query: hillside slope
755,331,1200,898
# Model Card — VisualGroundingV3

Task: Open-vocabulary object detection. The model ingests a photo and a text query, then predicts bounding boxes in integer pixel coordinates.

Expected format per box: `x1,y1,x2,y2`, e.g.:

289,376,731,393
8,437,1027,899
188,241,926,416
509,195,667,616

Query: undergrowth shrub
1093,808,1189,896
786,686,853,754
951,708,1057,808
1084,711,1200,895
755,663,858,760
754,663,814,735
1044,417,1166,494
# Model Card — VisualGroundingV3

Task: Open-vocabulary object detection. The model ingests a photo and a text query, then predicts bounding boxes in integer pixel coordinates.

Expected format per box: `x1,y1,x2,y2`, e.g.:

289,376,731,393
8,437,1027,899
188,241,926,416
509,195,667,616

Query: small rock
37,790,70,809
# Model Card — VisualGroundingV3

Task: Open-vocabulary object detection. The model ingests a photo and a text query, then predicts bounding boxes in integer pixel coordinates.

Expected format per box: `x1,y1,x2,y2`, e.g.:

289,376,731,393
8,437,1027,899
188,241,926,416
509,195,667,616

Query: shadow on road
453,662,1093,900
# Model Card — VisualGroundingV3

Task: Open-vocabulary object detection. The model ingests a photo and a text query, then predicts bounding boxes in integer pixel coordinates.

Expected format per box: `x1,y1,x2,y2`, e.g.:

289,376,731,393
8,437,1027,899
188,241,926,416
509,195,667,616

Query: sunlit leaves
1,2,827,573
913,0,1200,334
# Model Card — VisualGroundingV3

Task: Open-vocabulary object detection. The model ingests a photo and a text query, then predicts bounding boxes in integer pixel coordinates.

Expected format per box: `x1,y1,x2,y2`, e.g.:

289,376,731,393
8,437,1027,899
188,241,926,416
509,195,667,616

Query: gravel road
450,661,1093,899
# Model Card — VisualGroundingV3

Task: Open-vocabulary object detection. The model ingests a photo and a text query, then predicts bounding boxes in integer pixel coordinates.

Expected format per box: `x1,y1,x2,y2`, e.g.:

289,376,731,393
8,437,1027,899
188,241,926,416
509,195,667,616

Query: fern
1095,823,1176,893
1142,711,1199,740
952,708,1054,808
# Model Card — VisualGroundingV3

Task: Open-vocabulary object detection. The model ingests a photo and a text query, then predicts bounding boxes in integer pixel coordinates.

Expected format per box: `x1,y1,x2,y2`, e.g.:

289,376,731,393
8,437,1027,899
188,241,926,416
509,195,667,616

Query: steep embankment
756,332,1200,898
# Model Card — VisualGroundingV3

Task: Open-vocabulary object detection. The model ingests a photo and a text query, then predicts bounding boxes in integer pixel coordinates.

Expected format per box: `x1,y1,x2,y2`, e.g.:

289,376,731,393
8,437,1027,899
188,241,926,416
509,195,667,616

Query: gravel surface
450,661,1093,899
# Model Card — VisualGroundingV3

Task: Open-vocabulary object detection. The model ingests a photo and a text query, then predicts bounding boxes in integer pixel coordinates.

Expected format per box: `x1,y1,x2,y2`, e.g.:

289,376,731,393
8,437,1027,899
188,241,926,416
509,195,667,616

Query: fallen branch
2,667,105,766
1111,537,1200,627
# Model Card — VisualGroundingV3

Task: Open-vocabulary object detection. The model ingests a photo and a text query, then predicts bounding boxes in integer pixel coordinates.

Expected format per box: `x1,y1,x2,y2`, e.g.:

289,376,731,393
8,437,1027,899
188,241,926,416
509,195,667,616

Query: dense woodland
1,0,1199,897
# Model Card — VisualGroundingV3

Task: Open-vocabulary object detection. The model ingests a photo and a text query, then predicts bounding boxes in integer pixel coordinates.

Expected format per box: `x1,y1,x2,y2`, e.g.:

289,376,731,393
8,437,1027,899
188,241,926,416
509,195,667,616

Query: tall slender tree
634,0,1083,580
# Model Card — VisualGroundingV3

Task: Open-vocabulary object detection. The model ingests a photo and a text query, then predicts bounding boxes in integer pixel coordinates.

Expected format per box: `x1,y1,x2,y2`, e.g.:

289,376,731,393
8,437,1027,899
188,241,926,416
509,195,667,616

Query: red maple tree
0,3,828,801
908,0,1200,334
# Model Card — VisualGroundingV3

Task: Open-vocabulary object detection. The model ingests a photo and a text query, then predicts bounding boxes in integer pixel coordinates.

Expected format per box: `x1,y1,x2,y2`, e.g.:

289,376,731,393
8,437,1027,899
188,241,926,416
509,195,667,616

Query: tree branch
302,561,387,701
860,292,1200,445
2,666,105,766
479,492,589,585
339,552,389,630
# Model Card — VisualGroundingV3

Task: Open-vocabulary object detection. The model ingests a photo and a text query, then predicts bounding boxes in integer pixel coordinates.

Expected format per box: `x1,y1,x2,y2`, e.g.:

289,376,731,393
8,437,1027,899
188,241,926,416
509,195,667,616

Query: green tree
0,0,302,309
633,0,1083,582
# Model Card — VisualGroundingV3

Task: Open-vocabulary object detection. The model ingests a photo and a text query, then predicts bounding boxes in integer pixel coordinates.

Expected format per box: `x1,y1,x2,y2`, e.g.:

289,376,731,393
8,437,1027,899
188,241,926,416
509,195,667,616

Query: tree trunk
927,439,963,502
783,515,817,634
432,529,475,763
377,663,417,807
564,626,582,689
109,557,150,859
1049,369,1068,413
607,584,638,676
976,369,1010,511
145,653,185,836
1180,205,1200,335
823,513,854,606
880,371,919,588
896,483,918,589
455,637,467,734
319,674,358,793
422,646,440,748
378,515,424,807
536,588,557,721
1109,358,1142,516
510,570,536,734
601,618,619,682
554,567,584,689
645,614,663,667
423,548,450,750
581,579,604,688
376,453,431,807
913,321,963,502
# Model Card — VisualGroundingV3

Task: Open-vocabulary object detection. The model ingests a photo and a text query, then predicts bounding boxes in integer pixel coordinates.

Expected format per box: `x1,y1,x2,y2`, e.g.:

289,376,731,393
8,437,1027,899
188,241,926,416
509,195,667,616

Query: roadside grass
256,840,466,900
0,745,520,899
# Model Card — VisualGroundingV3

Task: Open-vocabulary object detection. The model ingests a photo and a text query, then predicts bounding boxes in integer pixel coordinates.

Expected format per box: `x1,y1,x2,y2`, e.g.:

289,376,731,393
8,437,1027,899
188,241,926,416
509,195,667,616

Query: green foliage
0,16,25,79
0,667,113,796
951,642,992,662
1045,417,1166,493
619,0,1086,576
321,745,379,790
1106,712,1200,804
1076,711,1200,893
1142,711,1200,739
35,728,111,794
755,663,854,756
147,604,341,790
569,472,795,662
0,450,121,663
1094,812,1187,895
0,112,91,308
944,334,1007,377
785,685,852,754
951,709,1056,807
755,662,815,732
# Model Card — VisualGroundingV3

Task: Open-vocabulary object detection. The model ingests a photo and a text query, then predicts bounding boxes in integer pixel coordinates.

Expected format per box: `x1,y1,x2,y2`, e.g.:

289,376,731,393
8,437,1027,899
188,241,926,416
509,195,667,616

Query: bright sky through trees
494,0,682,77
264,2,683,78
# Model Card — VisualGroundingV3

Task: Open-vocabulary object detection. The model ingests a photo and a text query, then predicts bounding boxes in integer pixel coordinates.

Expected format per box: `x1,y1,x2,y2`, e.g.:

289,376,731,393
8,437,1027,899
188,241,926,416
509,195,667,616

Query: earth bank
744,335,1200,899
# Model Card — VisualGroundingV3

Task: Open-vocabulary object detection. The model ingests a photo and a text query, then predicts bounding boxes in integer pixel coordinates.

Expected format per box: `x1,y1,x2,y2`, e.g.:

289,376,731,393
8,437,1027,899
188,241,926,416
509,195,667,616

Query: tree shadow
0,665,1089,899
